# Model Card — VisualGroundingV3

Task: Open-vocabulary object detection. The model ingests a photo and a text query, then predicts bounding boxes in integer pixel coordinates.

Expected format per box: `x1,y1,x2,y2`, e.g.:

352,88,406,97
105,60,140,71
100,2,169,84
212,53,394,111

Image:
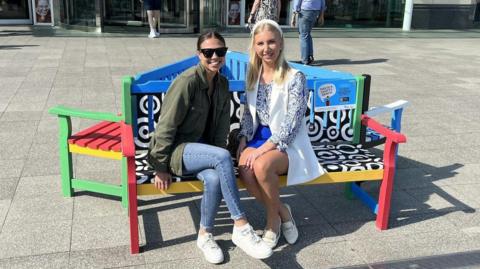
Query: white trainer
262,219,281,249
155,31,160,37
232,224,273,259
262,229,281,249
148,31,157,38
281,204,299,244
197,233,224,264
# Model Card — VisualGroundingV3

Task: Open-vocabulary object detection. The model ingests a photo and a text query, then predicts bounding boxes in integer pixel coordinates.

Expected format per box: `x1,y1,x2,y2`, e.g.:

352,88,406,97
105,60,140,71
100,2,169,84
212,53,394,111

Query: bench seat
134,143,384,184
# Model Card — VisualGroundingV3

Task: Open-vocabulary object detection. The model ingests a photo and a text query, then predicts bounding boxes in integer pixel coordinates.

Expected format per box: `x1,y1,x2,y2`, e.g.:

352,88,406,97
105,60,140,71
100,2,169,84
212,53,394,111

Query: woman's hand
290,13,297,27
236,136,247,160
244,148,263,170
248,14,254,24
154,172,172,191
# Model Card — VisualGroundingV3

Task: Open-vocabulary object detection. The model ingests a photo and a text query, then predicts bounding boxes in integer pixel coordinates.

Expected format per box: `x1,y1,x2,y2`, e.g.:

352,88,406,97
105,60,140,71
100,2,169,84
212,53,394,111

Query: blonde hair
246,20,290,91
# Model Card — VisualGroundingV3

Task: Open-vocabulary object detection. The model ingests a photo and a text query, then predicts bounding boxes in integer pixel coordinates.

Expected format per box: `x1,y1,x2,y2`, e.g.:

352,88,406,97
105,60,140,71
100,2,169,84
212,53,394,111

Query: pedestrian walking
247,0,281,31
141,0,161,38
291,0,326,65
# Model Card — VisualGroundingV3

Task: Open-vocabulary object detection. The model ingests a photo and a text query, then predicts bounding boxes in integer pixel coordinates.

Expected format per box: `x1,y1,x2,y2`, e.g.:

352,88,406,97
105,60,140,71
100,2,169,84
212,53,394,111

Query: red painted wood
68,121,113,144
91,127,121,151
362,115,406,144
69,121,123,152
120,122,135,157
128,156,140,254
376,140,397,230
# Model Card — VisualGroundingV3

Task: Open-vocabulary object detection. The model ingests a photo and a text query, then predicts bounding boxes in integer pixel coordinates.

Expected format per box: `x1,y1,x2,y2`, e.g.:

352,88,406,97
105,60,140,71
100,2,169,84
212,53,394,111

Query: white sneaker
281,204,299,244
155,31,160,37
232,224,273,259
262,219,281,249
148,31,157,38
197,233,224,264
262,229,281,249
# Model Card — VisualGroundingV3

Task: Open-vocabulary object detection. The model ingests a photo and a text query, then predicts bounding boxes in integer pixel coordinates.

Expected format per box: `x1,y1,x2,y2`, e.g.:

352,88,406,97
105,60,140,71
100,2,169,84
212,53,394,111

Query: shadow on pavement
337,249,480,269
0,45,39,50
291,58,388,67
134,151,474,267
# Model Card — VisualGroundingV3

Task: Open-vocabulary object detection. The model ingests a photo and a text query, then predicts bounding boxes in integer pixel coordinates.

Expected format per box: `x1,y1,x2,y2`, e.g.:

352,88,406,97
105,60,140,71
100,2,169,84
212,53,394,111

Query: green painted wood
71,178,123,197
352,76,365,144
58,116,73,197
122,76,133,125
121,157,128,209
49,106,122,122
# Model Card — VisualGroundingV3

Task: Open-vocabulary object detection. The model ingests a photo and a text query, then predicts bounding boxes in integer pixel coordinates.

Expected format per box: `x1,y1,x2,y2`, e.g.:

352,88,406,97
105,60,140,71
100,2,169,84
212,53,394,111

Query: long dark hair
197,31,226,50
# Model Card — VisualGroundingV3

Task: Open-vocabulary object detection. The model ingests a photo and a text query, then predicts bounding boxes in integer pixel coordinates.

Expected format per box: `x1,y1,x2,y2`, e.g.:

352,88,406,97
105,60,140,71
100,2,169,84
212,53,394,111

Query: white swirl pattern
132,92,380,184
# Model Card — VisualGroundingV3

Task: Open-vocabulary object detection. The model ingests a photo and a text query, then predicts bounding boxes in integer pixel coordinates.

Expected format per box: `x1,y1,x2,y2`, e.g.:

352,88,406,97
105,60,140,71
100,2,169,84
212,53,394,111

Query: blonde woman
237,19,324,248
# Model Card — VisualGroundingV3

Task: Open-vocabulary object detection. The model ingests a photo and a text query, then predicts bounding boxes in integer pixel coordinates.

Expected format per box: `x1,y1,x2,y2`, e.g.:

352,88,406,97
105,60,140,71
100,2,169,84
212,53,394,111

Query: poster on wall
33,0,53,25
228,0,241,25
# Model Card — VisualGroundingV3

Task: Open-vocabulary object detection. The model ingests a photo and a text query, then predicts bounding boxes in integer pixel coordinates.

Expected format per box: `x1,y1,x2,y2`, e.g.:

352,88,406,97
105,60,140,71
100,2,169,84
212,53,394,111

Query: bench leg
127,156,140,254
58,116,73,197
376,140,397,230
121,157,129,209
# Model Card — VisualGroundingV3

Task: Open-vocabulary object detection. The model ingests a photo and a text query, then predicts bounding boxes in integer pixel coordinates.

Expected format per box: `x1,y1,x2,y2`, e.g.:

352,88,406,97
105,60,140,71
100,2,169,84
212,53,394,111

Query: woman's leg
146,10,156,32
251,150,290,232
182,143,247,226
239,148,292,228
154,10,160,33
195,169,222,234
238,147,265,204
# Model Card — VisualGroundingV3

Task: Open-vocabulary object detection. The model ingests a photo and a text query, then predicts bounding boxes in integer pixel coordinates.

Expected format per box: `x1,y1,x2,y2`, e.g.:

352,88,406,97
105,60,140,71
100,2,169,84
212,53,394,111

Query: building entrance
104,0,195,33
0,0,32,24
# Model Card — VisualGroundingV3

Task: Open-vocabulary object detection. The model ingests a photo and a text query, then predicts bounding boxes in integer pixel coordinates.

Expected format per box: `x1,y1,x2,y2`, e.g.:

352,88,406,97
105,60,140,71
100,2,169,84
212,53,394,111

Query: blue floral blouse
239,71,308,151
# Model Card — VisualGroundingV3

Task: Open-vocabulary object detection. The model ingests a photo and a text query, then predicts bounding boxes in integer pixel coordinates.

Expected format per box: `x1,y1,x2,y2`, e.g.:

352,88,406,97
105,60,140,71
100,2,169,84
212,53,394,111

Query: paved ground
0,26,480,268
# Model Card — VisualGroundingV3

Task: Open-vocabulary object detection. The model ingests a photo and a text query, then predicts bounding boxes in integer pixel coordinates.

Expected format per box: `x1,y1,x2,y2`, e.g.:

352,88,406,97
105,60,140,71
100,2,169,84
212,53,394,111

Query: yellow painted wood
137,170,384,195
69,144,122,160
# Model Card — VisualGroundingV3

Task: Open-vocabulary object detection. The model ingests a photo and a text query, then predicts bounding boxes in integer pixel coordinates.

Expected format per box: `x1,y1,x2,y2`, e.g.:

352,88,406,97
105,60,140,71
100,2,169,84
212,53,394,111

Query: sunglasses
199,47,228,58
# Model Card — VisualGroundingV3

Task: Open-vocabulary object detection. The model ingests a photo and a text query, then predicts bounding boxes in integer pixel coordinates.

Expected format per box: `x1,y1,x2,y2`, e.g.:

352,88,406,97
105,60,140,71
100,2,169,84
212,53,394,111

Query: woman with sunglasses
237,20,324,249
148,31,272,264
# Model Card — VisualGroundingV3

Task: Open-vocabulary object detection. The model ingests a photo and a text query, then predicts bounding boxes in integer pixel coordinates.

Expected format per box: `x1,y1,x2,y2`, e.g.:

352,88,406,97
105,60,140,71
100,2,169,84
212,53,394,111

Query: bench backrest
121,51,367,152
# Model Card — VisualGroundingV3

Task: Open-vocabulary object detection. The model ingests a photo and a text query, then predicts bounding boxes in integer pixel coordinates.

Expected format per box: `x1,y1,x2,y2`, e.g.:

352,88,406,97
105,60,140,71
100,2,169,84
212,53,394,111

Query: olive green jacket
147,64,231,176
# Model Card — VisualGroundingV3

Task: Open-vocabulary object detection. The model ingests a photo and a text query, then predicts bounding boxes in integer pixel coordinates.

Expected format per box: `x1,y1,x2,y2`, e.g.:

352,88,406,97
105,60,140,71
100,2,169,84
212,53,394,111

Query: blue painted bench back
128,51,364,151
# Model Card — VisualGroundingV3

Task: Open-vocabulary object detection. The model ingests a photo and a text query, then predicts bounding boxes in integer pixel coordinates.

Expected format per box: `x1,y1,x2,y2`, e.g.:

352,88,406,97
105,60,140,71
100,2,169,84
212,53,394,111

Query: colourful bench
49,51,407,254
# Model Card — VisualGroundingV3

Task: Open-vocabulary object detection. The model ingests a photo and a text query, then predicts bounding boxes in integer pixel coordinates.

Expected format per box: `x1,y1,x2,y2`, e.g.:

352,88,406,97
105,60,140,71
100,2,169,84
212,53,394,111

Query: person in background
291,0,327,65
148,31,273,264
141,0,161,38
237,19,324,249
247,0,281,31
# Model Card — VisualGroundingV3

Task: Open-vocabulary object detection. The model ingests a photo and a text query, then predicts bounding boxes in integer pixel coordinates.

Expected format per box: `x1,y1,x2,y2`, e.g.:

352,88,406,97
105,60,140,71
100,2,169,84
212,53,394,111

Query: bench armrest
120,122,135,157
364,100,409,117
361,115,406,144
49,105,122,122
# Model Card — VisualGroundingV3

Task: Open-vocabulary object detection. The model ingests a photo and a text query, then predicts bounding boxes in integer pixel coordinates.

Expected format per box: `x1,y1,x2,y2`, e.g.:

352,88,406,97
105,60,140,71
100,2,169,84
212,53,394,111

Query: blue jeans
298,9,320,64
182,143,245,231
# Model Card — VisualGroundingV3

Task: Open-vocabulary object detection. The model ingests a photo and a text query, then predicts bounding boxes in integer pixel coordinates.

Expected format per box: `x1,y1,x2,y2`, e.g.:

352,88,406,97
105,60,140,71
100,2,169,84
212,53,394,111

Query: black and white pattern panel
305,109,355,144
230,91,242,132
313,143,383,173
135,143,383,184
134,93,165,150
133,92,244,184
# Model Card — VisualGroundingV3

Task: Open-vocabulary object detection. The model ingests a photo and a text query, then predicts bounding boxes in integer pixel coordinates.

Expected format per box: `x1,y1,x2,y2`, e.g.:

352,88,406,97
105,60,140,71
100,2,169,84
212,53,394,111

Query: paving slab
0,252,69,269
0,219,71,259
69,246,145,269
70,215,131,251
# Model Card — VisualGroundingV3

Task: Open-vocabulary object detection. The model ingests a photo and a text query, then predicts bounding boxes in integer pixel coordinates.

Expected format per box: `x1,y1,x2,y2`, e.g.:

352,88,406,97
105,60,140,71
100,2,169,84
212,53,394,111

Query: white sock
233,223,250,232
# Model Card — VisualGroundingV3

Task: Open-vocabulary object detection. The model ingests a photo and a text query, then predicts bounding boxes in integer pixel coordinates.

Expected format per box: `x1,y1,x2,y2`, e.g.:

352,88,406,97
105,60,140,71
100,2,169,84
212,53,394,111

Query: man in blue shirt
291,0,326,65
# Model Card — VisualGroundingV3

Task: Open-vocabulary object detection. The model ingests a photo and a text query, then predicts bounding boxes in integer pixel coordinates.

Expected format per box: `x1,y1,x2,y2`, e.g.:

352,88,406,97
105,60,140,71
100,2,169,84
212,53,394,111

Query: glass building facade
1,0,479,30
